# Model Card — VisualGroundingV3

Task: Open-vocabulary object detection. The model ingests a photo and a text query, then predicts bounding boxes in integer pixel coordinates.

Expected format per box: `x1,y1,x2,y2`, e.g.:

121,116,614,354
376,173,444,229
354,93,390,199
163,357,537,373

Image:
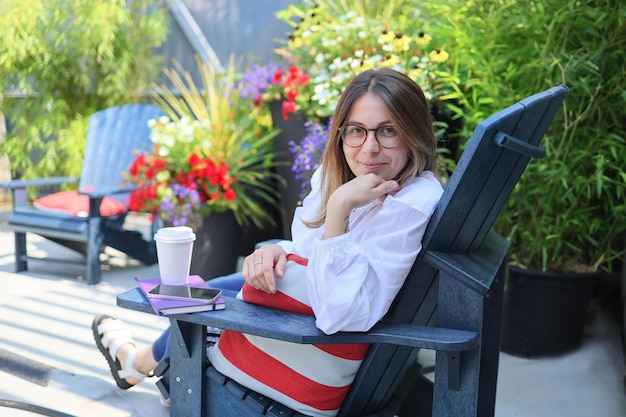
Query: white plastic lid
154,226,196,243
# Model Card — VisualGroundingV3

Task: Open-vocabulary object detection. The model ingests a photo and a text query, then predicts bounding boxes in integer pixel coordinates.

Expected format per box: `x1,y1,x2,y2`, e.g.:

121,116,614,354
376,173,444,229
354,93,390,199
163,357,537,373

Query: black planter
189,211,243,281
501,266,600,357
270,101,308,240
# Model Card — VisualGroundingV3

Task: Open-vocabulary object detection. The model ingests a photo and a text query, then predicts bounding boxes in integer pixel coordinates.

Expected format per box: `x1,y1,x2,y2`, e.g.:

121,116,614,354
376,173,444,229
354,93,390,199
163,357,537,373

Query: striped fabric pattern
208,255,369,417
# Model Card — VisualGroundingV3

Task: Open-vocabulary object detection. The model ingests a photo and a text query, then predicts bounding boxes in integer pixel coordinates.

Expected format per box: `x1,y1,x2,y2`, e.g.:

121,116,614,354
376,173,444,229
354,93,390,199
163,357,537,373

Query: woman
93,68,444,417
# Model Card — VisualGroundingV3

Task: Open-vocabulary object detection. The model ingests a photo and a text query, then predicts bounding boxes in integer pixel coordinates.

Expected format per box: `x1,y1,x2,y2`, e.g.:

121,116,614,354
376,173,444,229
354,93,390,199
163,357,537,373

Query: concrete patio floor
0,209,624,417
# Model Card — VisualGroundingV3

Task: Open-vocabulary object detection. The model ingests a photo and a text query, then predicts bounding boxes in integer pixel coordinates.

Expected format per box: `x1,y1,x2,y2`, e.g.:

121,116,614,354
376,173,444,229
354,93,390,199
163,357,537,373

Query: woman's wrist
323,193,352,239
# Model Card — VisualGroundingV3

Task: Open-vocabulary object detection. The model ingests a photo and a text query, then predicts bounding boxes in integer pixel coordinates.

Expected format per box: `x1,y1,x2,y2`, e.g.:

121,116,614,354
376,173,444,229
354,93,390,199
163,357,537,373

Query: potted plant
273,0,453,121
125,56,282,279
238,62,314,237
423,0,626,356
239,0,458,236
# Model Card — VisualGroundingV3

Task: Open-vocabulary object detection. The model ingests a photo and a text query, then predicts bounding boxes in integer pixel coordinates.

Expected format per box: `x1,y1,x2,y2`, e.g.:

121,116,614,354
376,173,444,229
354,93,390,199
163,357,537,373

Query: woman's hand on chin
323,174,400,239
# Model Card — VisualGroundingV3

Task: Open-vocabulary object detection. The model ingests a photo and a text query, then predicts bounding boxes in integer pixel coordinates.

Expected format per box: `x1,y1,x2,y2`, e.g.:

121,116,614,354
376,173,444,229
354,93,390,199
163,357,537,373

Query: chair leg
86,218,103,285
14,232,27,272
86,250,102,285
169,320,206,415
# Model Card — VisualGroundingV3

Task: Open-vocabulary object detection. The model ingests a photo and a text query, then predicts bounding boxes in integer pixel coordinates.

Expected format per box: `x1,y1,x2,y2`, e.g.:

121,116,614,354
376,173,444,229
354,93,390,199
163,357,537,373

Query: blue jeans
152,272,244,362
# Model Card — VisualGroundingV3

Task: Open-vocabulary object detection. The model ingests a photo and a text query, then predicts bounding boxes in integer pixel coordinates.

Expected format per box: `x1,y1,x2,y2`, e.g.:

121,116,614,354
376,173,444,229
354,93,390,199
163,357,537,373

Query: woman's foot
92,314,148,389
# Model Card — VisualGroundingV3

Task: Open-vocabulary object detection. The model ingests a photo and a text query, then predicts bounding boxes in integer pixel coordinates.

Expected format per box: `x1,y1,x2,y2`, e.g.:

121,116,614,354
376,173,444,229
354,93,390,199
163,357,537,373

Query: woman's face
342,93,409,180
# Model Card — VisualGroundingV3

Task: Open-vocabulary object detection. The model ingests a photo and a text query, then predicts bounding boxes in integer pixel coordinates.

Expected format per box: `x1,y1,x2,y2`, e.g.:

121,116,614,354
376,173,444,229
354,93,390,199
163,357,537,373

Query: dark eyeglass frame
338,125,401,149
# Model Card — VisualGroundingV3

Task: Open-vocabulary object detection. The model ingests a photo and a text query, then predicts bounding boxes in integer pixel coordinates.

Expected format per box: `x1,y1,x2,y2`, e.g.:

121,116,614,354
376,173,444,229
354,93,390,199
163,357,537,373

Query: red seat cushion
34,190,127,217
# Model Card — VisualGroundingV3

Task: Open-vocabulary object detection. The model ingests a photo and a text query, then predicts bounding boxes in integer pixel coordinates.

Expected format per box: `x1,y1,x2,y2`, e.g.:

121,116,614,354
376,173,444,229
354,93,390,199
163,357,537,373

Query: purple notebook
134,275,226,316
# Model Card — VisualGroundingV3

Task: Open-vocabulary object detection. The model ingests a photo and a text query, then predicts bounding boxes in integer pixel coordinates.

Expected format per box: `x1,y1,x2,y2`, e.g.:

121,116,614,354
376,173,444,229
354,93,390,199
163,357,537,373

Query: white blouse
277,168,443,334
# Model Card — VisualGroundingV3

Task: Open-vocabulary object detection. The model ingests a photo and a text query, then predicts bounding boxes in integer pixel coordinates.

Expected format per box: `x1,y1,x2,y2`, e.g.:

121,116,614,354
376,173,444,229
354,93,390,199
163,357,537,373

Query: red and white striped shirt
208,169,443,416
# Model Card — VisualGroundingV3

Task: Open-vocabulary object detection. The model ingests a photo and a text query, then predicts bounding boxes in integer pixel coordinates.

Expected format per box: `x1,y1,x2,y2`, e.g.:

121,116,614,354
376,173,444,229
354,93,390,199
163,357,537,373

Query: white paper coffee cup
154,226,196,285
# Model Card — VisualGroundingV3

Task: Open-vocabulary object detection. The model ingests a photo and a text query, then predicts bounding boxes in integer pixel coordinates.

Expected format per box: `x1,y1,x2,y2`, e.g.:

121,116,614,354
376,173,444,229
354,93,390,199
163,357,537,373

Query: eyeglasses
339,125,401,149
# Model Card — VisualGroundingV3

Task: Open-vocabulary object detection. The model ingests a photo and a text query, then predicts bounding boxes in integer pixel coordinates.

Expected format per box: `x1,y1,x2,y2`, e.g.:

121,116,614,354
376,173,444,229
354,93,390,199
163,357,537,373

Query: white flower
157,145,170,157
349,58,361,69
201,138,212,149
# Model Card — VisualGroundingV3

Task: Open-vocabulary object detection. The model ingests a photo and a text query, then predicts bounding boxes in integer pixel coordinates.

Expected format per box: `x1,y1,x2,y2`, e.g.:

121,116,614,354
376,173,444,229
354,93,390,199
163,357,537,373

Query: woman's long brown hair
305,68,438,228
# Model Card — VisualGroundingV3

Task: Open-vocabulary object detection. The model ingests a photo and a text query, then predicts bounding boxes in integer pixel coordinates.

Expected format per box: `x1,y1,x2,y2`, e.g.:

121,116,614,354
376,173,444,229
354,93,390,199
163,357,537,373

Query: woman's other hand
242,244,287,293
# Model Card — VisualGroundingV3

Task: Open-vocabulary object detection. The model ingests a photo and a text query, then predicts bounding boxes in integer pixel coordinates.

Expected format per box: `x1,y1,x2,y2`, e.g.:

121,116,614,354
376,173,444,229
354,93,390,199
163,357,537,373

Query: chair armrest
424,231,510,296
117,289,479,352
0,177,79,190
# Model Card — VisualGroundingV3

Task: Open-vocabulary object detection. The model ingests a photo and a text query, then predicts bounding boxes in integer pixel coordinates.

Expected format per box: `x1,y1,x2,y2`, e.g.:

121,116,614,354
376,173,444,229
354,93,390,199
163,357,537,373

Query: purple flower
238,62,282,102
289,118,331,199
160,184,203,225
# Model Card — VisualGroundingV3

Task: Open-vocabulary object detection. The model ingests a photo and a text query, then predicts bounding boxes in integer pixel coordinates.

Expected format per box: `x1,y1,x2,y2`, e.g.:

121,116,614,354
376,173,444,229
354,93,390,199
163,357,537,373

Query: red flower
128,154,145,176
272,69,284,84
145,165,157,180
224,188,236,202
177,171,188,185
188,153,203,167
284,66,309,87
267,66,311,121
282,100,297,121
128,189,144,211
124,145,240,221
286,89,298,102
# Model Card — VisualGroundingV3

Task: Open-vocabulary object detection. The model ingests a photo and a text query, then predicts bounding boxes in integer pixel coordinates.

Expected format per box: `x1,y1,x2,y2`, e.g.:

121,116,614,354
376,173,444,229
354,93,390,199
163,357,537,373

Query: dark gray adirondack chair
118,85,568,416
1,104,163,285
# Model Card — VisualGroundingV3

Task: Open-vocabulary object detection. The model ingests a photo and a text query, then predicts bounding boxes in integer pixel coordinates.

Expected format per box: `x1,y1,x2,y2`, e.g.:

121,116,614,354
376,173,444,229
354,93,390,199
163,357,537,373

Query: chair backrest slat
79,104,163,202
339,86,568,416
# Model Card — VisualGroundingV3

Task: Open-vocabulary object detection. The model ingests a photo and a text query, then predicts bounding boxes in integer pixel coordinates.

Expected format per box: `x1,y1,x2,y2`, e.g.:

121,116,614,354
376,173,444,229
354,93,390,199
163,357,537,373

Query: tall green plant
423,0,626,272
0,0,168,180
130,56,283,228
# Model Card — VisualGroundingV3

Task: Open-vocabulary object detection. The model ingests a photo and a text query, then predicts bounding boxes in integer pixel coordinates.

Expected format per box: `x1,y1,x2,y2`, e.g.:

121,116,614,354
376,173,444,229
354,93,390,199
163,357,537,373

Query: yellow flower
359,59,376,71
256,114,272,128
408,68,423,79
392,32,411,52
378,31,395,45
289,37,303,49
381,55,400,68
429,48,449,63
415,32,432,49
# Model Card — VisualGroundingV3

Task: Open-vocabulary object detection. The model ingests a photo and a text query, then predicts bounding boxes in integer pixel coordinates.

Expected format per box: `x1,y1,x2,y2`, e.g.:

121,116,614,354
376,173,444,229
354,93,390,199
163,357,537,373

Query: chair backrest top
79,103,163,199
339,85,569,416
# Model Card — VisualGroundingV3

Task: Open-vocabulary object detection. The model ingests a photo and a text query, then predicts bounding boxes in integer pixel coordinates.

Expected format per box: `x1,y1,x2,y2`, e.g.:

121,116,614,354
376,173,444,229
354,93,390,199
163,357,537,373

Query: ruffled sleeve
305,172,443,334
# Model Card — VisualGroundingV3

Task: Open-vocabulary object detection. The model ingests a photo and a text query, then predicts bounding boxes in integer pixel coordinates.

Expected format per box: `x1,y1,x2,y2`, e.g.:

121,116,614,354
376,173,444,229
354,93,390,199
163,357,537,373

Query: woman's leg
95,273,242,389
152,327,171,362
207,271,244,298
93,315,161,387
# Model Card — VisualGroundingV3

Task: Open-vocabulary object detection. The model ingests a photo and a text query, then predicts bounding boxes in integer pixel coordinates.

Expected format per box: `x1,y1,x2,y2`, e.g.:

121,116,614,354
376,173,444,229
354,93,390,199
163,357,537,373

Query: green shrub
424,0,626,272
0,0,169,180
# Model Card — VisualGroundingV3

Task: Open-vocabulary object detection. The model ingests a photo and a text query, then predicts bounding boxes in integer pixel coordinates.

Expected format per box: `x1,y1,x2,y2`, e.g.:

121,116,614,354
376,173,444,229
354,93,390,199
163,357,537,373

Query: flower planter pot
188,211,242,280
270,101,308,240
500,266,600,357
